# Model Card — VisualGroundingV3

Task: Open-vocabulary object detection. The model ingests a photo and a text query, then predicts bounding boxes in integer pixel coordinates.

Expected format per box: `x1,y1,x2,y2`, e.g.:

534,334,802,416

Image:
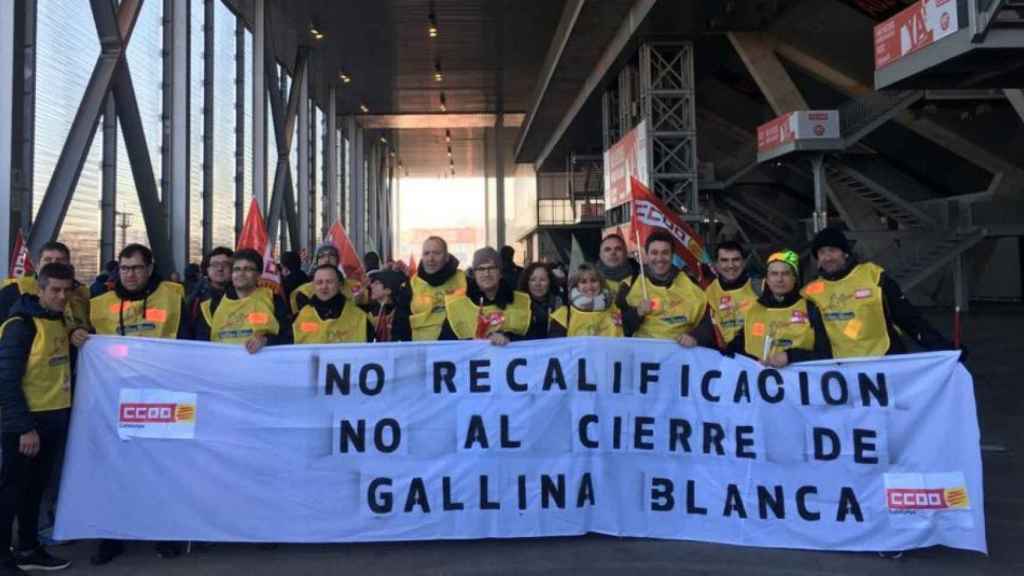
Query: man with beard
187,247,233,336
438,247,531,343
409,236,467,341
595,234,638,300
0,242,91,332
293,265,373,343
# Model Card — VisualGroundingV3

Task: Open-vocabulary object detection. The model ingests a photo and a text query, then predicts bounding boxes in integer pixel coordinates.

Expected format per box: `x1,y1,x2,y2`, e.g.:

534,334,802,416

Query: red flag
9,229,34,278
236,198,282,293
408,253,418,277
474,298,490,340
629,177,712,285
326,222,366,284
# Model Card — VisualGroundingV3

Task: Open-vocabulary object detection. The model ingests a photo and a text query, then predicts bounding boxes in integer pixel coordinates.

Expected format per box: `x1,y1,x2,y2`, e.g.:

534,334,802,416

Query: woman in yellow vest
517,262,564,340
409,236,468,341
615,231,714,347
438,247,531,344
293,265,374,344
726,250,831,368
194,249,292,352
550,263,623,338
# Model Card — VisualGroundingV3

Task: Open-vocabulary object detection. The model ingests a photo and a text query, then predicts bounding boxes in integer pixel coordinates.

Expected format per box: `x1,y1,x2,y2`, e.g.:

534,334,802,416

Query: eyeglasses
475,265,498,274
232,266,259,273
208,262,231,270
120,265,147,275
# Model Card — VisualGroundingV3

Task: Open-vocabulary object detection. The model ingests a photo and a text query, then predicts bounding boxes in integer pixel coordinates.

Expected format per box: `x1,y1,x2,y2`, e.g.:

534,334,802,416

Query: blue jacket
0,294,66,434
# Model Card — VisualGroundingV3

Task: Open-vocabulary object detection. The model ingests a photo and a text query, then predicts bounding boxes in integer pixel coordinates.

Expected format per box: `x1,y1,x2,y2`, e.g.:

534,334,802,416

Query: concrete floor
30,305,1024,575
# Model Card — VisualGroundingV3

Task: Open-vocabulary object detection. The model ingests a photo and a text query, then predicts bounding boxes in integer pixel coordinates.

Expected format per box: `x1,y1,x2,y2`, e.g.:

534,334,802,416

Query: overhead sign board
756,111,840,154
603,121,648,210
874,0,961,69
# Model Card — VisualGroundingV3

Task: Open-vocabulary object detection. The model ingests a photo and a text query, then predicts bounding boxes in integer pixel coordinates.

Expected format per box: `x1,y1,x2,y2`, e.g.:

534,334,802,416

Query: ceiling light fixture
359,103,369,113
445,129,451,143
338,71,351,84
433,62,444,82
309,19,325,40
380,136,388,144
439,92,447,112
428,12,439,38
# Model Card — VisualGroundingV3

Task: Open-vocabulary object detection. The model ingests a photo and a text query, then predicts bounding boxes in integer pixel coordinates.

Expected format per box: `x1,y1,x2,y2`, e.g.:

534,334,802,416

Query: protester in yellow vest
292,265,373,344
705,240,762,349
801,227,953,358
365,268,412,342
186,246,234,336
550,263,623,338
595,233,639,300
0,241,90,331
518,262,564,340
616,231,714,347
725,250,831,367
0,263,76,572
289,244,364,316
195,249,292,352
409,236,468,341
438,247,531,344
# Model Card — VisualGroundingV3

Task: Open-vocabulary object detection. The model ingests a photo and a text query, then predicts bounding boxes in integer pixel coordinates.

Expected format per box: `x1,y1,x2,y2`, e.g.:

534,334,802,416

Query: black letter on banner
686,480,707,515
858,372,889,407
541,475,566,509
404,478,430,513
634,416,655,450
799,371,811,405
758,485,785,519
433,362,456,393
813,427,841,461
543,358,567,391
703,422,726,455
679,364,691,397
669,419,692,452
821,371,849,405
339,420,365,453
577,358,596,392
733,371,751,403
612,416,623,450
368,478,393,513
479,476,500,510
612,361,624,394
758,369,784,404
506,358,528,392
359,364,385,395
500,415,521,448
837,487,864,522
639,362,660,394
796,486,820,521
577,473,595,507
464,416,489,449
517,475,528,510
469,359,491,393
701,370,721,402
723,484,748,518
735,425,756,459
442,477,463,511
853,429,878,464
325,364,349,395
578,415,599,448
374,419,401,453
650,478,675,512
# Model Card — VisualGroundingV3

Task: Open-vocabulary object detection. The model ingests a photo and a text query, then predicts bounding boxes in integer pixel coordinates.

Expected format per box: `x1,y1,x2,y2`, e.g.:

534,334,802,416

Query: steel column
28,0,143,257
12,0,37,234
496,116,506,247
201,0,214,255
0,0,13,271
811,154,828,233
101,95,117,262
251,0,266,211
297,68,310,254
349,117,365,255
234,15,244,242
366,140,377,253
325,87,338,229
266,50,304,250
166,0,190,274
1006,89,1024,124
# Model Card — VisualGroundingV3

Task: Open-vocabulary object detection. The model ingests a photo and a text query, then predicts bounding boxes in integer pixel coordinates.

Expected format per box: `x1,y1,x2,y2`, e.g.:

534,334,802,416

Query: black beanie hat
368,269,406,294
812,227,851,257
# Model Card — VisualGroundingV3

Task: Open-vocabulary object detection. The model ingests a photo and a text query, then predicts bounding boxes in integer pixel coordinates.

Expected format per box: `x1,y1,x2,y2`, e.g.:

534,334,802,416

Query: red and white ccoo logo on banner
118,388,198,440
884,471,971,512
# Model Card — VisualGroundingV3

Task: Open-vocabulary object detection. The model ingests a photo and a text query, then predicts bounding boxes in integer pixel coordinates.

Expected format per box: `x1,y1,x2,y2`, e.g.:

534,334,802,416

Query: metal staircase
886,227,987,290
825,160,938,229
838,90,924,147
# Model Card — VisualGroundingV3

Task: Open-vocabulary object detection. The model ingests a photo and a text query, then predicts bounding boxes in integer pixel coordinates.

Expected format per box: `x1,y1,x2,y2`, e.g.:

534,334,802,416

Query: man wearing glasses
437,247,531,344
186,247,233,336
194,249,292,352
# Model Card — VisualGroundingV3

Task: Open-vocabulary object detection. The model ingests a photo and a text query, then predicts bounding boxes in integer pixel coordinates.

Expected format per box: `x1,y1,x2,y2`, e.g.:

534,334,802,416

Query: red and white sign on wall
757,111,840,153
874,0,960,69
603,121,648,210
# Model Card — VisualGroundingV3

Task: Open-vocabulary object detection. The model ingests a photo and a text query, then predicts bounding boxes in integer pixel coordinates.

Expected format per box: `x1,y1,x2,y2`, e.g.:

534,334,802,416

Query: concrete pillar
167,0,191,274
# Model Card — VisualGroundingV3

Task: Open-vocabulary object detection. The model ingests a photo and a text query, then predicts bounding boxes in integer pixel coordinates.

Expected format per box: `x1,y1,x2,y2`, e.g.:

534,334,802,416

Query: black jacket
0,295,66,434
522,293,562,340
282,270,310,301
725,290,832,363
0,276,86,325
186,278,227,337
417,255,461,288
614,267,715,347
361,284,413,343
192,286,293,345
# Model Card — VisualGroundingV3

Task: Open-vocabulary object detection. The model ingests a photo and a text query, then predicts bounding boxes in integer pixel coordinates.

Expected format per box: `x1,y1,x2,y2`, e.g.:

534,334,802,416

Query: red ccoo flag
629,176,713,285
8,229,34,278
408,253,418,277
325,222,366,284
236,198,282,294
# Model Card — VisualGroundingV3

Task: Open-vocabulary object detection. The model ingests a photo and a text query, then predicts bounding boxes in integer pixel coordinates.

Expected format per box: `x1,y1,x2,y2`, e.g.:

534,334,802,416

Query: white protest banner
55,337,985,553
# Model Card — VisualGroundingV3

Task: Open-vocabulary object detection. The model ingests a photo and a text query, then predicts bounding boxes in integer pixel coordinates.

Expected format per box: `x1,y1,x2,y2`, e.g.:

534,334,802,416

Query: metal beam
266,50,304,249
534,0,658,171
166,0,190,275
349,117,365,255
202,0,214,255
251,0,266,211
101,95,116,262
1006,89,1024,124
234,14,244,243
297,65,310,255
12,0,37,234
0,0,13,272
28,0,142,257
727,32,807,115
326,86,338,229
359,112,525,130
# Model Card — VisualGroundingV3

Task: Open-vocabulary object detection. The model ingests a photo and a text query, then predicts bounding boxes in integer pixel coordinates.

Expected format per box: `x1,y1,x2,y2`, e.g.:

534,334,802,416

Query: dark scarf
646,266,679,287
309,293,346,320
597,259,634,283
758,287,801,309
466,278,515,309
718,271,750,291
113,273,163,336
820,255,858,282
417,255,461,287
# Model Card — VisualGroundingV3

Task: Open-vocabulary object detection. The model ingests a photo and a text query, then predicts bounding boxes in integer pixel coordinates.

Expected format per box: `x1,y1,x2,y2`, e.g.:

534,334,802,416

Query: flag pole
634,228,649,301
953,305,961,349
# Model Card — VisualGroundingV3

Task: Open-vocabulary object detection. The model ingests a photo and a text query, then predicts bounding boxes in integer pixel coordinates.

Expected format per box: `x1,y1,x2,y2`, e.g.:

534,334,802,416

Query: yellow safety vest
90,281,184,338
0,316,71,412
801,262,890,358
3,276,91,331
550,305,623,337
625,272,708,340
201,287,279,345
705,277,759,345
409,270,467,341
293,299,368,344
605,278,626,300
743,299,816,361
290,278,364,315
444,290,530,340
